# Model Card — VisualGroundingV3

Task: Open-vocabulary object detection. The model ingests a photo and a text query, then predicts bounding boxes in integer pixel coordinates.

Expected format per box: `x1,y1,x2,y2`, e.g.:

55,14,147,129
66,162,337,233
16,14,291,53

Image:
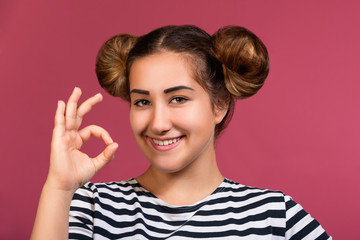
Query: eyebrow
130,85,194,95
164,85,194,94
130,89,150,95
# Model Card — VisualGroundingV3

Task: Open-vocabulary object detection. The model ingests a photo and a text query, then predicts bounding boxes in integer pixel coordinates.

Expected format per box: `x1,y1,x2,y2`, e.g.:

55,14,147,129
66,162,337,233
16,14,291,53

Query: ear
214,103,228,124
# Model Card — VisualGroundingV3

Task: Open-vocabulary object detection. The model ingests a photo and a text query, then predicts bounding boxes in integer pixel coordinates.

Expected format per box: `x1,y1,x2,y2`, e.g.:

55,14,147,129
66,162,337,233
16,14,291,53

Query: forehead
129,52,198,91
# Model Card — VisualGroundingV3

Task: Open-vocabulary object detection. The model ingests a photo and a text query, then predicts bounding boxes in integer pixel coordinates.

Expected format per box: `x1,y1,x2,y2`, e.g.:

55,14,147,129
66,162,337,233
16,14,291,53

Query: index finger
78,125,114,145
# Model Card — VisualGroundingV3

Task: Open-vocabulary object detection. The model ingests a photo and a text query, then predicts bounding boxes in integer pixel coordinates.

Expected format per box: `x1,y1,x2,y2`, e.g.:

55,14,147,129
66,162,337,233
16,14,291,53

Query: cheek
129,110,146,134
175,102,216,135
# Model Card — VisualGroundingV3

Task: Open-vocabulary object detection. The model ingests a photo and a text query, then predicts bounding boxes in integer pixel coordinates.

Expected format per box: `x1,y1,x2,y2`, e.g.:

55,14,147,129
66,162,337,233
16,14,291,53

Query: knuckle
88,124,98,130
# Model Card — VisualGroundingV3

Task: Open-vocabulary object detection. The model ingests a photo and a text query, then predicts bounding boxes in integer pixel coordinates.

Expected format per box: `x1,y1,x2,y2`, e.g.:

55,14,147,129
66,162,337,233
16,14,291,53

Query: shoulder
70,178,150,218
72,178,151,203
220,178,287,203
208,178,288,220
221,179,318,215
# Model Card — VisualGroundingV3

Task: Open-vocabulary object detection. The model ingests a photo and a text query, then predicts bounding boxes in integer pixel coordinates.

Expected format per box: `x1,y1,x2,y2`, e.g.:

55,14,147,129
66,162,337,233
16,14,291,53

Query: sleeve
68,182,96,240
284,195,332,240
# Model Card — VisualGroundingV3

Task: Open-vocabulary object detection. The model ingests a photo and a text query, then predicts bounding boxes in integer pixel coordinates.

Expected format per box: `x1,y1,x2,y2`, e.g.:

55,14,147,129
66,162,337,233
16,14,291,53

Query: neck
136,149,224,206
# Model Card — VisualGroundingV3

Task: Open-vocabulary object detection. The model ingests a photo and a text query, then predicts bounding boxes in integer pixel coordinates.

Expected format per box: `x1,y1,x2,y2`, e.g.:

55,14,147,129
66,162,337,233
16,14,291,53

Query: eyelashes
133,96,189,107
134,99,150,107
170,96,188,104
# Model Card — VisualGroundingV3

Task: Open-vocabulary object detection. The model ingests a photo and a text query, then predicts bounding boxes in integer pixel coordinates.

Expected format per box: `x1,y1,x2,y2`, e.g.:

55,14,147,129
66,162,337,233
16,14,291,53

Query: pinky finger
53,100,66,135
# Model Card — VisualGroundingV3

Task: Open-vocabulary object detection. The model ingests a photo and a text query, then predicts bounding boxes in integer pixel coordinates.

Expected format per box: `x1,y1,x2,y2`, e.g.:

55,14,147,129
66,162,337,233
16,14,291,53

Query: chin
148,156,193,175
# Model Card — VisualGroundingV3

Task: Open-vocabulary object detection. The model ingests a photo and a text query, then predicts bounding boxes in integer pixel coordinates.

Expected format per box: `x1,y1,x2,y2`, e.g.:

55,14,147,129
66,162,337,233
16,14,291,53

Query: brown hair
95,25,269,137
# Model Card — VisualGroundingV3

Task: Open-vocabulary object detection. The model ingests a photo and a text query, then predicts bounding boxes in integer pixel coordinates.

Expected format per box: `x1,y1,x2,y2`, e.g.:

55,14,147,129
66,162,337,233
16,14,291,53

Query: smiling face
129,51,226,174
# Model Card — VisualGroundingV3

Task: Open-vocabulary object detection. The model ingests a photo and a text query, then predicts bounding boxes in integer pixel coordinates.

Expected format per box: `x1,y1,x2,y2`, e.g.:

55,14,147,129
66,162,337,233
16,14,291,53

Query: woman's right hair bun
95,34,138,100
213,26,269,99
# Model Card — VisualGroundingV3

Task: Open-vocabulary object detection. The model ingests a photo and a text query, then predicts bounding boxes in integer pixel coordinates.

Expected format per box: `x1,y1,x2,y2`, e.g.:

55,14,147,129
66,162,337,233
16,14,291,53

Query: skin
130,52,227,205
31,51,227,238
31,88,118,239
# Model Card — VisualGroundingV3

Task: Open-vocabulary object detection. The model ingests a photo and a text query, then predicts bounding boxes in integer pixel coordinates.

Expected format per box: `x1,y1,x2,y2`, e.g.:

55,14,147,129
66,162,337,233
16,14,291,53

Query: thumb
92,142,118,173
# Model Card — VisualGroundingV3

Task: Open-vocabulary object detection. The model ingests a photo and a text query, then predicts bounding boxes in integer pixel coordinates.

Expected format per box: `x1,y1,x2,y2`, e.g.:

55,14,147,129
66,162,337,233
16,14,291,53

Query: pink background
1,0,359,239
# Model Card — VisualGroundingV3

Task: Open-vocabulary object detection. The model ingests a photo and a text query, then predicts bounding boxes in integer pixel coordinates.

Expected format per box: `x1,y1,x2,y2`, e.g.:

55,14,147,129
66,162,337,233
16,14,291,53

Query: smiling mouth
152,137,182,146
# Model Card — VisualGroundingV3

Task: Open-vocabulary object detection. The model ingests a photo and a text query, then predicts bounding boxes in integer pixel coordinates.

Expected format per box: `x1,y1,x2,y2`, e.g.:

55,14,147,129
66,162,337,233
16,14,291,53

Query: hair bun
95,34,138,100
213,26,269,99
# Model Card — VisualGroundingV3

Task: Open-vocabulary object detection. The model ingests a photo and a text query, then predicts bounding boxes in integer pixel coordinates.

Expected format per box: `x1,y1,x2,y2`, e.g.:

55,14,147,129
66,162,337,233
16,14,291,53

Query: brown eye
134,99,150,107
170,97,187,104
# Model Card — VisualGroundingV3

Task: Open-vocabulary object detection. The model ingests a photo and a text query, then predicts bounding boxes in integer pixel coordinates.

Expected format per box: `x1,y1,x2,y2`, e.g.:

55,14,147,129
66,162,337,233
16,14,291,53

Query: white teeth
153,137,180,146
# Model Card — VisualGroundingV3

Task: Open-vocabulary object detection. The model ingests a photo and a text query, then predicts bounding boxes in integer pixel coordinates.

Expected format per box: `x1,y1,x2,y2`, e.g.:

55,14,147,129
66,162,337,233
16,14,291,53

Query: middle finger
75,93,103,129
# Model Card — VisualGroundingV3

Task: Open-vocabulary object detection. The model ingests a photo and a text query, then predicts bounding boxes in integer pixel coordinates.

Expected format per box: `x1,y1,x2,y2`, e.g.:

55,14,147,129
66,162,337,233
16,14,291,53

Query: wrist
43,177,79,195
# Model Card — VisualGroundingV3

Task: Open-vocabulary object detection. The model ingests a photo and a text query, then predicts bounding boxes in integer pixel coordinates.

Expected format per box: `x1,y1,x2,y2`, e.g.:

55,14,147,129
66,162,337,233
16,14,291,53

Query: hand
46,87,118,192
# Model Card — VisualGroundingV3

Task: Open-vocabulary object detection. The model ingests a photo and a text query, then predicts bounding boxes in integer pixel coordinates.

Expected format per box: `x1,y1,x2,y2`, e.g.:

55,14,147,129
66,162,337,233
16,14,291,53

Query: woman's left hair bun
95,34,138,100
212,26,269,99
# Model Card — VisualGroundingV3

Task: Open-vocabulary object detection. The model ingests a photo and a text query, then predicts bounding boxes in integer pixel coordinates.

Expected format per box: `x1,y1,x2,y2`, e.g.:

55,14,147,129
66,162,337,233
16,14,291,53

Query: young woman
31,25,331,239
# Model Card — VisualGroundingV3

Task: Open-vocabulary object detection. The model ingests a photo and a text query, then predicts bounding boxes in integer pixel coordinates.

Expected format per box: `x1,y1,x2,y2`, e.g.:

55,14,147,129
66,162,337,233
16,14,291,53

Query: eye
170,96,188,104
134,99,151,107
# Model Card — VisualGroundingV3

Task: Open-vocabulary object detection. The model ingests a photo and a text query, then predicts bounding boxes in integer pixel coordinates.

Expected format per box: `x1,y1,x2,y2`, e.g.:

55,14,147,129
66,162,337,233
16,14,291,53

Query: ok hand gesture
46,87,118,192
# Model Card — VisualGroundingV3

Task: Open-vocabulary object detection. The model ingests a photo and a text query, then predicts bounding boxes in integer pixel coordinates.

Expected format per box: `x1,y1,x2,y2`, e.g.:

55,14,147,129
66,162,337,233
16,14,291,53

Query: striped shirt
69,178,331,239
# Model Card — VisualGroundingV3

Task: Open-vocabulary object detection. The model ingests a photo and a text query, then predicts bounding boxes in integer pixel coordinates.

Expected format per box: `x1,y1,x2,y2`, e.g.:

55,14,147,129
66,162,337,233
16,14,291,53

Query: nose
149,104,172,135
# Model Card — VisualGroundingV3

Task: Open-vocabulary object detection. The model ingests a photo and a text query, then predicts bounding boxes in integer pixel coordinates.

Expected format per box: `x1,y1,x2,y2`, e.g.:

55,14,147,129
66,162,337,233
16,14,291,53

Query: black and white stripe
69,178,331,239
